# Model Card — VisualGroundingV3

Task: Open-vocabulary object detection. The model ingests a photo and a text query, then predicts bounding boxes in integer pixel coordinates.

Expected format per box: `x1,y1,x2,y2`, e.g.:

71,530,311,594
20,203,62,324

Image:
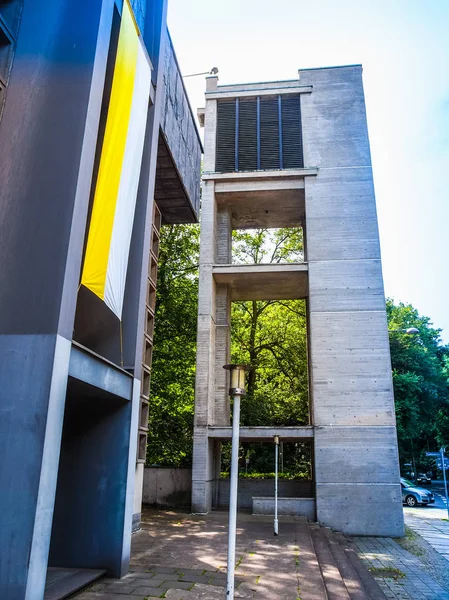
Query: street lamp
274,435,280,536
223,364,250,600
389,327,419,335
440,447,449,520
183,67,219,78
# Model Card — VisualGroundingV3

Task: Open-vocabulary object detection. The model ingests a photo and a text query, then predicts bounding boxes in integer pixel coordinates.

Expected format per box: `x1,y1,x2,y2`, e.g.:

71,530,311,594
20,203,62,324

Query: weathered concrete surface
143,468,192,507
253,497,316,520
193,66,403,536
213,263,308,301
159,32,202,221
301,65,403,536
218,479,314,509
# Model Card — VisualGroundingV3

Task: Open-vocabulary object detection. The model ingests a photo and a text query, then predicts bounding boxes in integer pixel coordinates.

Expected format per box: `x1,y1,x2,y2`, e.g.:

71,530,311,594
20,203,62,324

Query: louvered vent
281,96,303,169
260,97,280,170
215,101,236,172
238,99,257,171
215,94,303,172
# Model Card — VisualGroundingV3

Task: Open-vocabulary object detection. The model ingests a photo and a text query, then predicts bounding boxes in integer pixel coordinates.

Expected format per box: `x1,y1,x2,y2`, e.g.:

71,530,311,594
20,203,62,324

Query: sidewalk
352,535,449,600
74,507,384,600
405,512,449,563
73,507,449,600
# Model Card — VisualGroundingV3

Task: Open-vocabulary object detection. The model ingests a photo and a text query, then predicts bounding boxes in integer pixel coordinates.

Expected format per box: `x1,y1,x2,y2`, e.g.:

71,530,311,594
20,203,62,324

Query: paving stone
150,567,180,575
101,584,137,594
159,580,194,590
133,586,169,597
179,574,213,584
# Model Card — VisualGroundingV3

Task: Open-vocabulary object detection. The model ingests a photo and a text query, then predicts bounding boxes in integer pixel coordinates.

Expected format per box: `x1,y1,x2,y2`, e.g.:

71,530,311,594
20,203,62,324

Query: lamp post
274,435,280,536
440,447,449,520
223,364,249,600
183,67,219,78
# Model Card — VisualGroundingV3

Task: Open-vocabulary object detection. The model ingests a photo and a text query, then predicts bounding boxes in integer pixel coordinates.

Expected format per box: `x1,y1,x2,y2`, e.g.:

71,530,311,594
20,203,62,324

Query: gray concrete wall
143,468,193,507
218,479,314,509
252,497,316,520
160,32,202,218
300,65,404,536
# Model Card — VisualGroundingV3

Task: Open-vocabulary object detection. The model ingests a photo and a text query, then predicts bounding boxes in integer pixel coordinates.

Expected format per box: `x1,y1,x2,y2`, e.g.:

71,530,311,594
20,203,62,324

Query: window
215,94,304,173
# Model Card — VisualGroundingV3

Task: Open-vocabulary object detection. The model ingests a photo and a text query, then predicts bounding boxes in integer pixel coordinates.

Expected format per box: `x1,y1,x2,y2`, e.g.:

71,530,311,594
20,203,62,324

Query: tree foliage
386,299,449,470
146,224,199,467
147,222,449,476
230,228,309,427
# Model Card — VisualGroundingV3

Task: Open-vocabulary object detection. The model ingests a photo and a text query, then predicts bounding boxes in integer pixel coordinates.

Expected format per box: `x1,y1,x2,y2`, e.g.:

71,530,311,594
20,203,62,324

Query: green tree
231,228,309,428
146,224,199,467
387,299,449,470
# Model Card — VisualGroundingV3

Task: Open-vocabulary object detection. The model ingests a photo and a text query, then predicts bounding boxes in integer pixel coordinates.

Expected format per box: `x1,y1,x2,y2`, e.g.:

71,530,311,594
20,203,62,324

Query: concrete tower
192,66,404,537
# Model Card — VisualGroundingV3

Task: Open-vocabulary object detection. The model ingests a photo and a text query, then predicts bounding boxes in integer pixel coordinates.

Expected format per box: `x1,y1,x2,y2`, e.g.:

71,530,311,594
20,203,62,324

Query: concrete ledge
203,168,318,180
253,497,316,520
68,342,133,401
213,264,308,301
205,85,313,99
208,426,314,441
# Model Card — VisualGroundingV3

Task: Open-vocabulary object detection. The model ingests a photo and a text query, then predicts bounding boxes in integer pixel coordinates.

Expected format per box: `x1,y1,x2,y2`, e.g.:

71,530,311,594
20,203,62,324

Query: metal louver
215,94,303,172
215,101,236,173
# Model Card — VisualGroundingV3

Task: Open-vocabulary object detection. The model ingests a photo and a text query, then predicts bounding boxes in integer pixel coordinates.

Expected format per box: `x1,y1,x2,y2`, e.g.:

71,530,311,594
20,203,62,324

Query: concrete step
322,528,369,600
294,519,328,599
334,533,387,600
310,524,351,600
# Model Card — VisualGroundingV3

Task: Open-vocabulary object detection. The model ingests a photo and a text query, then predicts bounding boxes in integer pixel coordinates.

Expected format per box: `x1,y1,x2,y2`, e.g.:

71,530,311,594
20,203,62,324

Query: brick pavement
352,535,449,600
404,510,449,563
73,507,449,600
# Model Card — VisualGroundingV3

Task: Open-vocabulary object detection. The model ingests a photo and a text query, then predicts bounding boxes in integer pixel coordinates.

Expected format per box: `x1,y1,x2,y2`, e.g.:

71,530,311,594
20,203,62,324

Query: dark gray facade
0,1,201,599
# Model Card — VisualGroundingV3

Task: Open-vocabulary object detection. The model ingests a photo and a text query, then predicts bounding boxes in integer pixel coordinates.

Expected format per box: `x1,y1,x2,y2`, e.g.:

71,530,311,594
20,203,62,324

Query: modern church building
0,1,201,598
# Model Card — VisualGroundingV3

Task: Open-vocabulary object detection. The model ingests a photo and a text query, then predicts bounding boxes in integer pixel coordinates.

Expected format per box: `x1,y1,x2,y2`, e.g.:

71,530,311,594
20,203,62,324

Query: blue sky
168,0,449,341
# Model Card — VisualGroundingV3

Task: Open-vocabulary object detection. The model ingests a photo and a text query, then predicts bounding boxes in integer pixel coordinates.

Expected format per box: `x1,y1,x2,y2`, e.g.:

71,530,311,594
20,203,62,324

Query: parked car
416,473,432,486
401,478,435,507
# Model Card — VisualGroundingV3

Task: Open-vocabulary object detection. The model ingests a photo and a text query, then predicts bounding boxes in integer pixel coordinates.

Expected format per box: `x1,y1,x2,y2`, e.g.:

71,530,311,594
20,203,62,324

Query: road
403,482,448,520
403,481,449,565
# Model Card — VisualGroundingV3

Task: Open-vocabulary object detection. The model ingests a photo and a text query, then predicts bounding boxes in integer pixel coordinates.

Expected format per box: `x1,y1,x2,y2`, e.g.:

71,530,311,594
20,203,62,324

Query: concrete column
215,206,232,426
301,65,404,536
192,177,217,512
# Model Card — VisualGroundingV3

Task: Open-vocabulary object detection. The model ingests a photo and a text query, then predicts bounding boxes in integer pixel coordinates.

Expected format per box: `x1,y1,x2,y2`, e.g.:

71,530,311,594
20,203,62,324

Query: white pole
226,395,241,599
274,437,279,536
441,447,449,520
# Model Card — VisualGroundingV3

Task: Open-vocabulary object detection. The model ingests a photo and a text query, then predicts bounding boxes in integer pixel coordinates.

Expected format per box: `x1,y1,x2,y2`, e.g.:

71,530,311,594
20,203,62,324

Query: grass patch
396,525,425,557
368,567,405,580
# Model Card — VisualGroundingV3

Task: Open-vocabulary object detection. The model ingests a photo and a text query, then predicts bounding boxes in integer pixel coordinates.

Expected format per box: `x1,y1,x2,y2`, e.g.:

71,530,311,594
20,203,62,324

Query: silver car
401,477,435,507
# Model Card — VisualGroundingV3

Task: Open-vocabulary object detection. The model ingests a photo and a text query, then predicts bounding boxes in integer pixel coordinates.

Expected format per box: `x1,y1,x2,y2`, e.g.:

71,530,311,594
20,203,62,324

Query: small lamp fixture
405,327,419,335
223,364,250,397
389,327,419,335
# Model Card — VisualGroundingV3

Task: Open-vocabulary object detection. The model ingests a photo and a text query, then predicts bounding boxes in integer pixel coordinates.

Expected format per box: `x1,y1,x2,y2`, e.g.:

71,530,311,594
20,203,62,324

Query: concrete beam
213,263,308,301
216,182,305,229
205,85,313,100
208,426,314,441
203,168,317,181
